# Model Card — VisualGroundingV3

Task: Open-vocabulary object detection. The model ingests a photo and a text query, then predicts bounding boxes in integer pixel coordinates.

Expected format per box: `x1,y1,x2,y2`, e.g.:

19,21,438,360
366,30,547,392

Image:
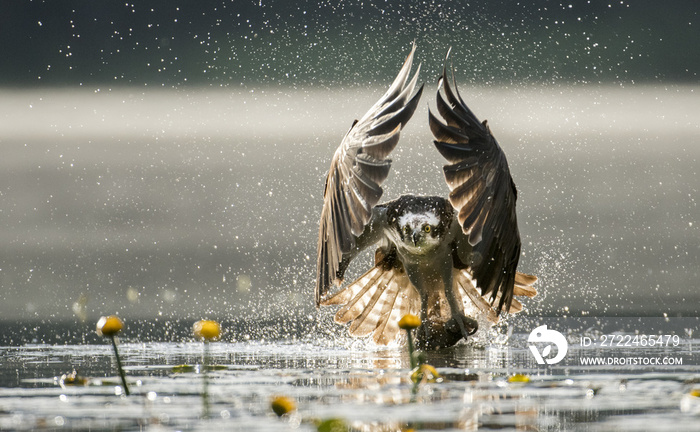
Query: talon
446,313,478,339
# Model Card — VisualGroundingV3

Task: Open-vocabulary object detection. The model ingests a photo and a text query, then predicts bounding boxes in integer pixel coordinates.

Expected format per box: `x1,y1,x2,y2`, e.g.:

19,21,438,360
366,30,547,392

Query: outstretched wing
316,45,424,306
429,56,521,314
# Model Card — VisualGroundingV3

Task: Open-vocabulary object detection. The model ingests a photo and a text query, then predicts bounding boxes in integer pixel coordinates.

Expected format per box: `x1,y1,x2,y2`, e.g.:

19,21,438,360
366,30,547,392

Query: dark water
0,318,699,431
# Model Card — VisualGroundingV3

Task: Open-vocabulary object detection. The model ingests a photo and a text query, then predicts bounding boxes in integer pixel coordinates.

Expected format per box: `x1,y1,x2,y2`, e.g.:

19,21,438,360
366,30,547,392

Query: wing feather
372,278,404,345
452,269,536,323
447,175,483,212
316,44,423,305
323,248,420,345
453,269,499,323
334,267,387,323
348,270,395,337
430,51,522,314
355,154,392,184
320,267,381,307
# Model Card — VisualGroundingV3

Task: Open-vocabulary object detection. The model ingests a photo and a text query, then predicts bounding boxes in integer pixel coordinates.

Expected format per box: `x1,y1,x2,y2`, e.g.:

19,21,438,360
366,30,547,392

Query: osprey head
387,196,453,252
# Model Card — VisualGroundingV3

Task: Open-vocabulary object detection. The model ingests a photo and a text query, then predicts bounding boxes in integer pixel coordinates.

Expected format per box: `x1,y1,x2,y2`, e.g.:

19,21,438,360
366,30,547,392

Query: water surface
1,318,699,431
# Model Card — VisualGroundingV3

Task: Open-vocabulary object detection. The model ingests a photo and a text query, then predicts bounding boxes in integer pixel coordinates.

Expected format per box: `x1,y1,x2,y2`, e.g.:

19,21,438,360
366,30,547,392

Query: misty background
1,1,699,326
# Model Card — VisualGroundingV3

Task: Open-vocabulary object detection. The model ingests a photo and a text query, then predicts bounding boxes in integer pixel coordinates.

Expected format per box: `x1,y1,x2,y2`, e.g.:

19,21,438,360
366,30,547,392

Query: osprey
315,45,537,349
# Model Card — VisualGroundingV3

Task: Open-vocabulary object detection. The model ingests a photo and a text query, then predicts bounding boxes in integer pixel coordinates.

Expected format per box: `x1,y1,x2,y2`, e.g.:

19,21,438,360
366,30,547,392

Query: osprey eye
403,226,411,234
423,225,431,233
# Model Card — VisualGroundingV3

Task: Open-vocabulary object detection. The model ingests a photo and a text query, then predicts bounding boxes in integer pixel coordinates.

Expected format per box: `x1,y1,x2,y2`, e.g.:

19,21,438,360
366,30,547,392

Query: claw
446,313,478,339
413,314,477,350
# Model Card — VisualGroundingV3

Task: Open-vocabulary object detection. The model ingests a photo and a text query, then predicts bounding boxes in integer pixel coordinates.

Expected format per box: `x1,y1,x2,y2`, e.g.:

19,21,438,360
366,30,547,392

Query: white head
396,211,441,251
386,195,454,254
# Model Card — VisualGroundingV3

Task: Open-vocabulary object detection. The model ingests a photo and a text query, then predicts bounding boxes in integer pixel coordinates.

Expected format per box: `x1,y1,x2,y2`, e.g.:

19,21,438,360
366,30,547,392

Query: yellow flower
508,373,530,383
96,315,124,337
60,370,88,386
410,364,441,383
270,395,296,417
398,314,421,330
193,320,221,341
316,418,348,432
171,364,196,373
96,315,130,395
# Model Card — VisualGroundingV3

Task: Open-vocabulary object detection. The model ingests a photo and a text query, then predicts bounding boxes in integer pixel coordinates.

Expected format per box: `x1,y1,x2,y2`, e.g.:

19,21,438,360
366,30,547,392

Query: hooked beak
412,232,420,246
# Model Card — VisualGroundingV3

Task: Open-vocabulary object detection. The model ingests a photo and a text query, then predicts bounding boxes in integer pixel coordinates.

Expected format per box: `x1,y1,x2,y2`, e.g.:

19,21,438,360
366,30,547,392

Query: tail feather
514,272,538,297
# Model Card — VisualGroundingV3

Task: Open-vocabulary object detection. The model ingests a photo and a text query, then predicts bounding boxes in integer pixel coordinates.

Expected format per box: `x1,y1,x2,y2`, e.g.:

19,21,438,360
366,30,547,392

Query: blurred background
1,1,698,326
